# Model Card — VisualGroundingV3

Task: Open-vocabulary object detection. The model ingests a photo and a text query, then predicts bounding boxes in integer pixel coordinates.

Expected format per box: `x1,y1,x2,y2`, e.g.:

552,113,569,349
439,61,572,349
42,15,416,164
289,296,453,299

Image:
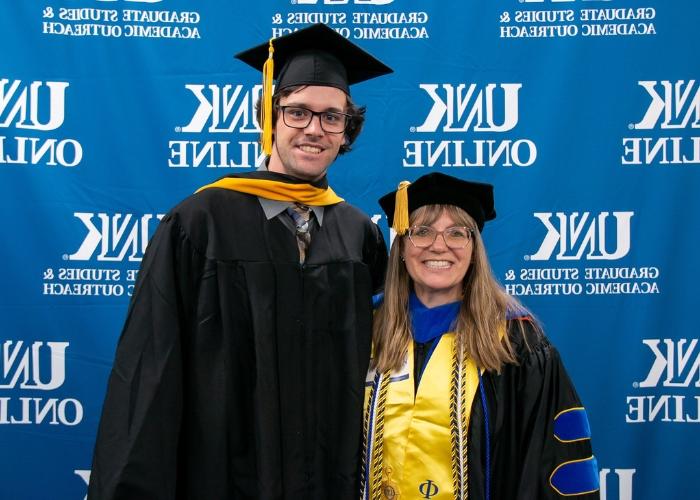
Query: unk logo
179,84,262,134
633,80,700,130
67,212,164,262
0,78,68,131
296,0,393,4
0,341,68,391
528,211,633,261
599,469,635,500
637,339,700,388
414,83,521,133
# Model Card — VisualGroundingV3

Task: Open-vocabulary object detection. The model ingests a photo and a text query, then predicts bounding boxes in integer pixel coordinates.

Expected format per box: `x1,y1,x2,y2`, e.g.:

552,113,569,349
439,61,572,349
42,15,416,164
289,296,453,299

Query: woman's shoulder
505,315,553,362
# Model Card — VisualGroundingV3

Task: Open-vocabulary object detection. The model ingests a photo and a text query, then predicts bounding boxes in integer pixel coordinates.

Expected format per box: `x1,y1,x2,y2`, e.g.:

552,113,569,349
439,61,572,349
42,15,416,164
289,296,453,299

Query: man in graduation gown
88,24,391,500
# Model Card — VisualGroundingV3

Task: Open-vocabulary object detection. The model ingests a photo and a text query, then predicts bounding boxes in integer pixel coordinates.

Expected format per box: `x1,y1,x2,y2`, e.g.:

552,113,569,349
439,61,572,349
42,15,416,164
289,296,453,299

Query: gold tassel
393,180,411,235
261,39,275,156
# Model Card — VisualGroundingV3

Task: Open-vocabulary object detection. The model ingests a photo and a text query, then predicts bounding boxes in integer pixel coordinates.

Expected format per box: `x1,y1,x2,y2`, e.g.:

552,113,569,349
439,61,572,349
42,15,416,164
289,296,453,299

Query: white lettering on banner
599,469,635,500
120,11,200,23
41,266,139,299
43,282,126,296
56,9,119,22
0,341,68,390
404,83,533,168
68,213,164,262
501,211,660,298
415,84,521,133
270,2,430,40
0,136,82,166
626,395,700,423
499,2,658,40
168,140,264,168
579,9,655,22
0,78,83,167
638,339,700,388
402,139,536,168
500,23,656,38
0,79,68,131
622,80,700,166
621,137,700,165
40,3,203,40
581,23,655,37
284,12,347,25
509,10,657,23
272,26,429,40
0,341,82,426
180,84,261,134
350,12,428,24
0,397,83,425
43,211,156,300
43,22,201,39
529,212,633,261
170,84,266,168
626,339,700,424
351,26,428,40
633,80,700,130
505,281,660,296
75,470,90,500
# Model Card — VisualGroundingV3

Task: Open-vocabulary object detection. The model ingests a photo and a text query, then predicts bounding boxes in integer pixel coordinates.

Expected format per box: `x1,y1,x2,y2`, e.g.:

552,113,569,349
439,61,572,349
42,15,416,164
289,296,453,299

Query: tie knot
287,203,311,232
293,203,311,220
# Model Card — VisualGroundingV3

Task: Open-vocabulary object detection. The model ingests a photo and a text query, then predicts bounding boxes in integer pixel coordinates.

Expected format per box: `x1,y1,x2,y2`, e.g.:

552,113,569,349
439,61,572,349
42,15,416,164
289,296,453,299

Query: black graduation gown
467,321,600,500
88,180,388,500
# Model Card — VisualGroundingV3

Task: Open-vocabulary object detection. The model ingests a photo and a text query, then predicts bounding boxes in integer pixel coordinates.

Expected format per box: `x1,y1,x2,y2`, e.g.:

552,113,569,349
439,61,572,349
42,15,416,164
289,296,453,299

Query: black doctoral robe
363,316,599,500
88,173,388,500
467,321,600,500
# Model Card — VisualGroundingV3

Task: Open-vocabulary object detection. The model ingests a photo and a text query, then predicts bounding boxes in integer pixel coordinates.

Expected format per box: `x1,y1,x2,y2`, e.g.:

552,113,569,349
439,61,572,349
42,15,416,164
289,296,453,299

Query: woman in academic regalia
361,173,601,500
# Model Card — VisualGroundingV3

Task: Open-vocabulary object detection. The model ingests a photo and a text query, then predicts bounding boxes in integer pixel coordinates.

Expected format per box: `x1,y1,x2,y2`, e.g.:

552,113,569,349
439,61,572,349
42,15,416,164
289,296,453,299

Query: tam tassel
393,180,411,235
261,39,275,156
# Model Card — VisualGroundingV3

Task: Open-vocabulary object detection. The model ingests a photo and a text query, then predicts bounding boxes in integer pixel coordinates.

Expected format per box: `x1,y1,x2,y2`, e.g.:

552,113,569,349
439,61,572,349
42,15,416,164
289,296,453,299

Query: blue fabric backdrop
1,1,698,498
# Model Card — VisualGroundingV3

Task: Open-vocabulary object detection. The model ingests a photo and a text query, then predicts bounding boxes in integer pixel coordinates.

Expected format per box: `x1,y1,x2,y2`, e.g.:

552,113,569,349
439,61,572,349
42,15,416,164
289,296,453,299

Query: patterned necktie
286,203,312,263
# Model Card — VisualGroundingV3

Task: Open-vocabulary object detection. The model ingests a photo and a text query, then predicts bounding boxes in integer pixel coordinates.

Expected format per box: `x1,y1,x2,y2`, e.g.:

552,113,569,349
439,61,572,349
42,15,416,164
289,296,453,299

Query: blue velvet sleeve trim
554,408,592,442
550,456,600,496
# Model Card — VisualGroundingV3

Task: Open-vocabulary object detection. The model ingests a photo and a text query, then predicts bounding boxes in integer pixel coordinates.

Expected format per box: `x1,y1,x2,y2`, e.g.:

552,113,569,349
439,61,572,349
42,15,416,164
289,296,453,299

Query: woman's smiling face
402,209,473,307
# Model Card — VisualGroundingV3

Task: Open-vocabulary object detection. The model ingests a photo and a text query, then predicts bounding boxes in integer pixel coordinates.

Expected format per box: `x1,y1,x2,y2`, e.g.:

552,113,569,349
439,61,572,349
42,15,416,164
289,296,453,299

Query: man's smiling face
267,85,347,182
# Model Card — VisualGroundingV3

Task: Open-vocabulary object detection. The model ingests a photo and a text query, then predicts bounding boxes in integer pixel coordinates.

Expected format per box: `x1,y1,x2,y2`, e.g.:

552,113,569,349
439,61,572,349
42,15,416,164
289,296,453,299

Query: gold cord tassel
393,180,411,235
261,39,275,156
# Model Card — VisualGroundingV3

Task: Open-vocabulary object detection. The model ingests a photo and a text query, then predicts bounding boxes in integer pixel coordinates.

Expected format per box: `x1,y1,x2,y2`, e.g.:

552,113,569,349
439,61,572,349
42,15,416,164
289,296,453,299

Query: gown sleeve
508,322,600,500
88,213,201,500
487,321,600,500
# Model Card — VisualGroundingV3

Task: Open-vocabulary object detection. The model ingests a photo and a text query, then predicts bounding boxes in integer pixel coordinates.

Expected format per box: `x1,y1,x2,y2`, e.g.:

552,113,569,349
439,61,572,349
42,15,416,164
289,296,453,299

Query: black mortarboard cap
234,23,392,156
234,23,393,95
378,173,496,234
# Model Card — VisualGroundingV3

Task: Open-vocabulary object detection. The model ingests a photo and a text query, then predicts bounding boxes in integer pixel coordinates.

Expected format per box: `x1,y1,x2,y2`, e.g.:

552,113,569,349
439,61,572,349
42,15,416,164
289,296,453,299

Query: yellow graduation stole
195,176,344,206
362,334,480,500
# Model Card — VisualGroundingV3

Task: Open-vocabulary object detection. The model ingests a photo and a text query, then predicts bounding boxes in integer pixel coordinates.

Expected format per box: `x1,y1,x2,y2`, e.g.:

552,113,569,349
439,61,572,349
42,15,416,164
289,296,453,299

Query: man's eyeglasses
278,106,350,134
407,225,474,249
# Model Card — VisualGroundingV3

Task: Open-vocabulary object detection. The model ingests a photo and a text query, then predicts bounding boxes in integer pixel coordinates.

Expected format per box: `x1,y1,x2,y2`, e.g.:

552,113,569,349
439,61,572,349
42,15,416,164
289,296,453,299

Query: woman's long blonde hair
372,204,531,373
